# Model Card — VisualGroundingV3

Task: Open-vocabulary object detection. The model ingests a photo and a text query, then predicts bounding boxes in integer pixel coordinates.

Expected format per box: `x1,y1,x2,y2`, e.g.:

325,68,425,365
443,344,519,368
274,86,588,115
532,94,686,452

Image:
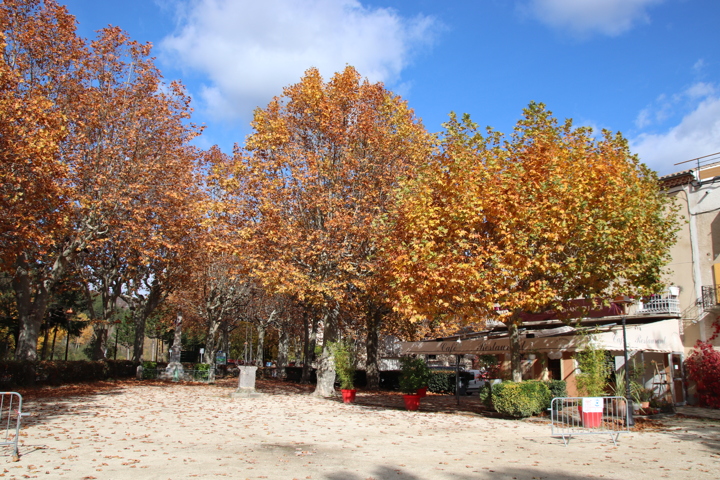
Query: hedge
0,360,137,388
427,371,473,394
492,381,551,418
544,380,567,403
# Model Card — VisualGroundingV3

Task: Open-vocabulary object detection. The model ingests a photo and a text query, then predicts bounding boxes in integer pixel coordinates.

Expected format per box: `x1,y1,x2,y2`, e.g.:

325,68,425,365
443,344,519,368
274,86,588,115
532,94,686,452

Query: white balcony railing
637,294,681,315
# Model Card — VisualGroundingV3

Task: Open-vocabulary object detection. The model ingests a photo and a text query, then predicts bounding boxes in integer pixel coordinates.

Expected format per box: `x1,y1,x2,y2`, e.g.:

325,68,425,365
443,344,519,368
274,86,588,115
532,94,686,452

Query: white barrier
0,392,28,460
550,396,630,446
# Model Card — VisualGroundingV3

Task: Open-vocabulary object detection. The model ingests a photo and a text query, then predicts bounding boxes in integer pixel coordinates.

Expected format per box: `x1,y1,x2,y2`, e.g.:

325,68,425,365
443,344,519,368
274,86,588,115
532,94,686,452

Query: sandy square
4,378,719,479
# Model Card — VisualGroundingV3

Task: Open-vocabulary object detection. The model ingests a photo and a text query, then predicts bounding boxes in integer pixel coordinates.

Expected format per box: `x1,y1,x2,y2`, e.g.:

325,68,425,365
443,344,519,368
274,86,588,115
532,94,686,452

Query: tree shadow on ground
662,416,720,453
323,465,625,480
15,379,199,428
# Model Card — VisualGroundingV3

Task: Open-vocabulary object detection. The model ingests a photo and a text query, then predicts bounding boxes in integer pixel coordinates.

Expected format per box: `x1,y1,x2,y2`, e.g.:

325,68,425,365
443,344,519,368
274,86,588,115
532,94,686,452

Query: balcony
637,293,681,315
701,285,719,311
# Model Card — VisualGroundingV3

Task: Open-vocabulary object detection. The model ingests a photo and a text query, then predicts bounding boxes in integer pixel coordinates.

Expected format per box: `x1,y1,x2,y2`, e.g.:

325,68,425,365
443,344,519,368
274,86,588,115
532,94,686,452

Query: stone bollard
231,366,262,398
136,365,143,380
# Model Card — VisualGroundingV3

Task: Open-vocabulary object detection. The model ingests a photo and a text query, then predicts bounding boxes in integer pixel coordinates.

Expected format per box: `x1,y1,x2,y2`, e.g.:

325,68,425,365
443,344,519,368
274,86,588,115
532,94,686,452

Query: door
671,353,686,405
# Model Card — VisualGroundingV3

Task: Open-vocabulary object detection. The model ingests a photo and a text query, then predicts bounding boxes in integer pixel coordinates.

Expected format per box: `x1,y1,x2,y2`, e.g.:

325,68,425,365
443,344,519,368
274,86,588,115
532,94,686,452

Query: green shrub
478,382,494,407
427,371,474,394
142,361,158,379
575,335,611,396
493,381,551,418
330,340,355,390
524,380,552,411
399,357,431,394
192,363,211,381
544,380,567,399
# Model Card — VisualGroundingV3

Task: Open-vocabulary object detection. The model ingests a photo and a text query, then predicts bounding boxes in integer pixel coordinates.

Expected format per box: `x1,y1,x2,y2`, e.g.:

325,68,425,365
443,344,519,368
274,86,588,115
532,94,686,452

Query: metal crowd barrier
550,396,630,446
0,392,28,460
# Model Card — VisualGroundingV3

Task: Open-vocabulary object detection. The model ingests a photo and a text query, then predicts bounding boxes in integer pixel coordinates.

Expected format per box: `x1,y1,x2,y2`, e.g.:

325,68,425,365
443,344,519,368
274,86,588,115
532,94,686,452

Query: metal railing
637,295,681,314
701,285,719,311
550,396,630,446
0,393,28,460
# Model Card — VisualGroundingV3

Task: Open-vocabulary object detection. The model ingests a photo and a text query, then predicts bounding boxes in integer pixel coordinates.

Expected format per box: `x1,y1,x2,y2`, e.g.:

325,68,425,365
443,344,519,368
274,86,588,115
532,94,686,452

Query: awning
399,319,683,355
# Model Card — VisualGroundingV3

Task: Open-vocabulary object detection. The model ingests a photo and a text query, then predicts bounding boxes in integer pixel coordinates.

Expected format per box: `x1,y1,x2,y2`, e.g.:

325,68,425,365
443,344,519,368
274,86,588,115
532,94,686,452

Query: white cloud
521,0,664,37
160,0,437,122
631,90,720,175
634,84,718,130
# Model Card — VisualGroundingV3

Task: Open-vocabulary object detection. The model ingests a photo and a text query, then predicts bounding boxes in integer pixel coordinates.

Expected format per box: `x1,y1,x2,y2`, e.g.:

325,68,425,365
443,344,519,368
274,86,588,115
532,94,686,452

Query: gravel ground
3,378,719,479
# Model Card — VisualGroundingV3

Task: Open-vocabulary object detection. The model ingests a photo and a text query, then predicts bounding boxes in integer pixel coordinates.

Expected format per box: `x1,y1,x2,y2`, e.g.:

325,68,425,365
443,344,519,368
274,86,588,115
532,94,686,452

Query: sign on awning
399,319,683,355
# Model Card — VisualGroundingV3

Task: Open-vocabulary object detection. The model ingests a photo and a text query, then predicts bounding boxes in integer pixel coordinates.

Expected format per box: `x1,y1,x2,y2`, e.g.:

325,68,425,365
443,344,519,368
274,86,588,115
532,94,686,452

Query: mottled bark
92,325,108,360
132,310,146,363
508,319,522,382
13,254,52,361
365,307,382,390
277,323,289,379
313,304,339,397
130,281,165,362
302,311,318,383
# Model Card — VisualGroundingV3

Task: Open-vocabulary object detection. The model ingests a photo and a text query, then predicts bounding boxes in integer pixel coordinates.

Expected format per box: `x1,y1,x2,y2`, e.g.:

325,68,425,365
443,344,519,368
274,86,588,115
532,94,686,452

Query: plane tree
385,103,678,381
213,66,433,396
1,0,202,360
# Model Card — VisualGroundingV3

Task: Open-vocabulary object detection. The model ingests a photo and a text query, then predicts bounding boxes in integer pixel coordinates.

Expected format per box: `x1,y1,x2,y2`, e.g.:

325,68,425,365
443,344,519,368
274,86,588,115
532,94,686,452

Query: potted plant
575,335,610,427
331,340,356,403
399,356,430,410
609,370,628,417
632,384,654,410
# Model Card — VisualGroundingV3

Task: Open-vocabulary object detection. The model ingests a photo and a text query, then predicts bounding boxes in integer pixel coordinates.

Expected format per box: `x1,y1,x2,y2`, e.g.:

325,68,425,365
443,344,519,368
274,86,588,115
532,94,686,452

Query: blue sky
61,0,720,176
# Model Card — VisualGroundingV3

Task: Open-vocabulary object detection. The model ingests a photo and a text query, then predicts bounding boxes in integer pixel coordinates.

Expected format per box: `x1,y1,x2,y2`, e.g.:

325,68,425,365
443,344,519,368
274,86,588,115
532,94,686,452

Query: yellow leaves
384,102,677,329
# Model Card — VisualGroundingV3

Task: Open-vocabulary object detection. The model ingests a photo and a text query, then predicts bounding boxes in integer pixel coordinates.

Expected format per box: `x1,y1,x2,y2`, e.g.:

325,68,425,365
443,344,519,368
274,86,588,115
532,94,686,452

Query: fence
142,368,214,382
0,392,27,460
550,396,630,446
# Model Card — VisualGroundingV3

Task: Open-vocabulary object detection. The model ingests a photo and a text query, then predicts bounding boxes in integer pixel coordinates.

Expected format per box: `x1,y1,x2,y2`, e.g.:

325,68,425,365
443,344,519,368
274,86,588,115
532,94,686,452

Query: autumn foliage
385,103,678,379
0,1,680,379
1,0,204,361
213,66,433,394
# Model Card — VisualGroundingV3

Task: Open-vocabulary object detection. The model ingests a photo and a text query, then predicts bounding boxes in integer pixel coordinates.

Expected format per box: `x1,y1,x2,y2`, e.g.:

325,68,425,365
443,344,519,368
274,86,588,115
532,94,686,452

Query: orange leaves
217,66,433,311
2,1,206,360
386,102,678,331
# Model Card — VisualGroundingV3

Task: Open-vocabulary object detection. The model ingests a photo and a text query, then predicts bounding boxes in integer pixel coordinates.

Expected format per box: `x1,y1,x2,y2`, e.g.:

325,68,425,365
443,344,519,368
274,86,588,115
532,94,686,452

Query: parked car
466,369,484,395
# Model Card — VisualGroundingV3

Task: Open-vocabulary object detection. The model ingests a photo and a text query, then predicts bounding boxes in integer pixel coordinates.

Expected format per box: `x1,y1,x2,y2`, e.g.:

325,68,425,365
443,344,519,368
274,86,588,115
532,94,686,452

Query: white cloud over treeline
161,0,438,122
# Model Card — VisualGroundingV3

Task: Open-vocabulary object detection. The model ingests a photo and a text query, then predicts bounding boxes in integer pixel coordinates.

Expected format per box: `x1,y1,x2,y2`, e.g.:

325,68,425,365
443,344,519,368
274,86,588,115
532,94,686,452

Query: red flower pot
417,386,428,398
403,394,421,411
341,389,356,403
578,405,602,428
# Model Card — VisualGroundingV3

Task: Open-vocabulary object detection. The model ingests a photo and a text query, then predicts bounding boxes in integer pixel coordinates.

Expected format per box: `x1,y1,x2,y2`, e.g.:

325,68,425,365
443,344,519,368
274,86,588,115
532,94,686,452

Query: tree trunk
365,306,382,390
12,232,86,361
302,311,318,383
132,310,146,363
277,323,289,379
203,318,220,364
255,324,265,365
12,256,50,361
221,325,229,357
130,282,165,362
169,312,183,363
508,319,522,382
313,303,339,397
40,322,50,360
92,325,108,360
50,327,58,360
